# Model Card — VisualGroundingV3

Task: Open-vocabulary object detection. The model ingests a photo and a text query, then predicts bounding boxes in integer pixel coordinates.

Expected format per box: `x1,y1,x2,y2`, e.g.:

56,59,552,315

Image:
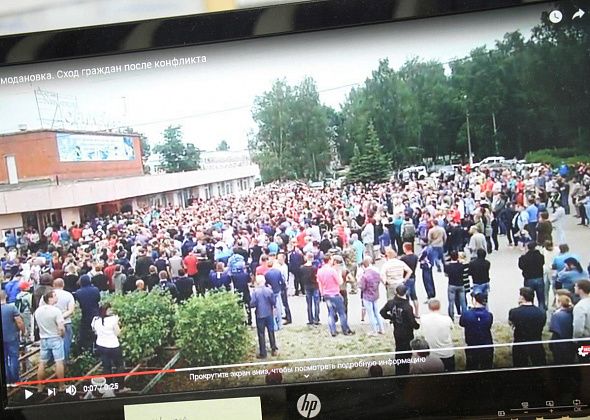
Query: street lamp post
464,95,473,166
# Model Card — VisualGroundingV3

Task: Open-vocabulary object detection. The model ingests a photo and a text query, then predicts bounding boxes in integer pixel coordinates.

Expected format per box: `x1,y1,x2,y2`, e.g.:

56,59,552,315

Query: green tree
250,77,332,181
290,77,332,180
154,125,201,173
216,140,230,151
399,59,461,162
347,121,390,184
340,59,417,168
250,79,294,181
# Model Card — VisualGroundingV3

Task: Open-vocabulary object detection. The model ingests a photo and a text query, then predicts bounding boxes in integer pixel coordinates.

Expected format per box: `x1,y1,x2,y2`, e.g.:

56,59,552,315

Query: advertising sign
57,133,135,162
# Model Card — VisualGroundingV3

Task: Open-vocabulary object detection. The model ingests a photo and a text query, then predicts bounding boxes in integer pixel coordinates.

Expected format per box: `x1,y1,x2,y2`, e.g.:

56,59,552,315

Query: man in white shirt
468,226,487,256
419,299,455,371
275,253,292,325
52,278,75,362
550,203,566,245
169,250,184,278
35,290,65,392
380,249,412,300
573,280,590,355
361,220,375,260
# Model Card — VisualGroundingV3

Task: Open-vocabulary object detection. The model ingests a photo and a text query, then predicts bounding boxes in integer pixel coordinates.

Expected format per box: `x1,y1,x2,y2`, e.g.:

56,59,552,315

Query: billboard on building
56,133,135,162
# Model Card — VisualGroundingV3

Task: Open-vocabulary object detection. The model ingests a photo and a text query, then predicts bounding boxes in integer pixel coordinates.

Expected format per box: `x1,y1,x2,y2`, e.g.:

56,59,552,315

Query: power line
98,52,488,133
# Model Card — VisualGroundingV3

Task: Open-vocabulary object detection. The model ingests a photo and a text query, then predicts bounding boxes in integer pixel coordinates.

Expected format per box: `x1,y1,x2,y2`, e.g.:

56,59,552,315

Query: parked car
398,165,428,181
429,165,456,181
309,180,324,189
472,156,506,169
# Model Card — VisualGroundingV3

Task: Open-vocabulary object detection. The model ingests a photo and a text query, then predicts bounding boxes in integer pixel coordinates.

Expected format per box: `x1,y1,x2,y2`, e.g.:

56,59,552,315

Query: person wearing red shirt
183,251,198,278
450,205,462,224
296,227,307,250
103,261,117,291
256,255,272,276
70,224,82,242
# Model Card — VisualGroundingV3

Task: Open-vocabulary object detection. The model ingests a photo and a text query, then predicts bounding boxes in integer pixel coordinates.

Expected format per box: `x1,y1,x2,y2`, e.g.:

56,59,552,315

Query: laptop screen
0,0,589,413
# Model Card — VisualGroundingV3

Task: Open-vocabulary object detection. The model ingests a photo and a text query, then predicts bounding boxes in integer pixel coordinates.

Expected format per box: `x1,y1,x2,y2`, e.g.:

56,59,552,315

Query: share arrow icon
573,9,585,20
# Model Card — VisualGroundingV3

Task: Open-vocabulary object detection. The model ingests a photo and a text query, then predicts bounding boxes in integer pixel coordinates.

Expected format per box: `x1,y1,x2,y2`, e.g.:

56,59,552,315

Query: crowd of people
2,160,590,387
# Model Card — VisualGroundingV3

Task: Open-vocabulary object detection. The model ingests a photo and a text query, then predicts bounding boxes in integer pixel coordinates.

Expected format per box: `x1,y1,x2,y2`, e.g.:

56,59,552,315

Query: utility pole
492,112,499,155
464,95,473,166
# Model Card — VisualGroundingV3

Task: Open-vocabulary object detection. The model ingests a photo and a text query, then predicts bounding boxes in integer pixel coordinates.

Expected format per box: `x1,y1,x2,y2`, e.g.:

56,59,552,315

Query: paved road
285,213,590,325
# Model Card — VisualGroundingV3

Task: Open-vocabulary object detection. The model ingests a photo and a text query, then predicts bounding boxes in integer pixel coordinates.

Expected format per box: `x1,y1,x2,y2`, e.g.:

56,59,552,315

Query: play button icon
24,389,33,400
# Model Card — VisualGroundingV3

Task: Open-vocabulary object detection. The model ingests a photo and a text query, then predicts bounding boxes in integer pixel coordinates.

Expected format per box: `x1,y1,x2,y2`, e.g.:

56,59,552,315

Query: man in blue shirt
1,290,25,384
4,231,16,249
526,201,539,242
552,244,582,272
350,234,365,266
264,267,284,330
250,276,278,359
459,293,494,370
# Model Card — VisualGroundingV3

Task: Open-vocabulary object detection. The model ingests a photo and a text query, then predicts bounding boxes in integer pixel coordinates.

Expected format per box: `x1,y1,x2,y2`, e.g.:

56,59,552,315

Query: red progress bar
15,368,177,386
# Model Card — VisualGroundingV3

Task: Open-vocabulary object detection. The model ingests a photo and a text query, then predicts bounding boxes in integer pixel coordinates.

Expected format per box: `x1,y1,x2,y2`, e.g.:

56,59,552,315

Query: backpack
401,221,416,240
14,293,30,314
228,253,246,274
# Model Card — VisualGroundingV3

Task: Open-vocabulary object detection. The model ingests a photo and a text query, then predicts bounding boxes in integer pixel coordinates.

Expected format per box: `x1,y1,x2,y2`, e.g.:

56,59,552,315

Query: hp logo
297,393,321,418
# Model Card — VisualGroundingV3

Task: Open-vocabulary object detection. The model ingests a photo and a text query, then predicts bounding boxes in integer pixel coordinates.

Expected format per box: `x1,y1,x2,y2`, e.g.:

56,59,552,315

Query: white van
472,156,505,169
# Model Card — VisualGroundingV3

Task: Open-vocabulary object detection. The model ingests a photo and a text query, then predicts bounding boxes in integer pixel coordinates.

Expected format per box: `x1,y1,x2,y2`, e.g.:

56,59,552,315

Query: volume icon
65,385,77,396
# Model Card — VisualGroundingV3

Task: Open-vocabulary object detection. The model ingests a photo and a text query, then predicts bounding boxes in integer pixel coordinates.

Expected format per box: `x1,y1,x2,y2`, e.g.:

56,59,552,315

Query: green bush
70,303,82,358
69,351,98,377
106,291,176,364
525,148,590,167
174,291,253,367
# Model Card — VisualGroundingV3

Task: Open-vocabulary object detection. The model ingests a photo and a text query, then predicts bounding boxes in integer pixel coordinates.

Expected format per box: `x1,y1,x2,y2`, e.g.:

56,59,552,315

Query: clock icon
549,10,563,23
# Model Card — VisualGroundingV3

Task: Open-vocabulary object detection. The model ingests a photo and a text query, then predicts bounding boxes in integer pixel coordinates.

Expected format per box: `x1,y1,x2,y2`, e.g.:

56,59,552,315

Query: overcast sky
0,3,551,151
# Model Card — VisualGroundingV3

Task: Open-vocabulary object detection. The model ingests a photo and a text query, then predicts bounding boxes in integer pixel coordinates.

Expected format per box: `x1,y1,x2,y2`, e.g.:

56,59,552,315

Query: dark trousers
580,204,588,225
394,340,411,376
79,321,96,351
305,288,320,324
341,289,348,316
526,222,538,242
194,275,206,296
485,236,493,254
3,340,20,384
236,287,252,326
524,277,546,310
96,345,123,387
422,266,435,299
441,356,456,372
280,289,292,323
292,272,303,295
550,339,576,365
491,219,499,251
256,316,277,357
394,236,403,254
512,343,546,367
465,348,494,370
507,226,518,246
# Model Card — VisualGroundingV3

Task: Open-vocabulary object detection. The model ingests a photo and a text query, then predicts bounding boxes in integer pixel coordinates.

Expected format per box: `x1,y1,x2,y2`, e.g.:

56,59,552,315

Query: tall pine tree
347,121,390,184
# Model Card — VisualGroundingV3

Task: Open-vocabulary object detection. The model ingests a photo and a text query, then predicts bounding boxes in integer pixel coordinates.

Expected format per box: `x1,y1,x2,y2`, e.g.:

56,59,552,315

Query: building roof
0,128,140,138
0,165,259,215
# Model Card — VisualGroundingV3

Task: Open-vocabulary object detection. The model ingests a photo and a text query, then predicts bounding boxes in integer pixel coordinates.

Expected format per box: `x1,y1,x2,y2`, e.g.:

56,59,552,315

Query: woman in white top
91,303,123,388
541,241,558,310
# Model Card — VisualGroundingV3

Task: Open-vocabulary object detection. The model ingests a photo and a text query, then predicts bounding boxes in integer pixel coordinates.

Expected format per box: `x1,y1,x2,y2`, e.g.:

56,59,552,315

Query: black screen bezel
4,0,585,418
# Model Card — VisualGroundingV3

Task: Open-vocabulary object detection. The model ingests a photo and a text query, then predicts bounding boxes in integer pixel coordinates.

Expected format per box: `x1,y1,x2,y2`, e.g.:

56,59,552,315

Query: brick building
0,129,259,240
